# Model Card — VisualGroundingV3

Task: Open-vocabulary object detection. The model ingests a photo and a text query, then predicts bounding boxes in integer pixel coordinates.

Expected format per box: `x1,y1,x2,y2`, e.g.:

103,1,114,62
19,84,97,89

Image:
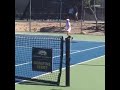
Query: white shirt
66,19,71,32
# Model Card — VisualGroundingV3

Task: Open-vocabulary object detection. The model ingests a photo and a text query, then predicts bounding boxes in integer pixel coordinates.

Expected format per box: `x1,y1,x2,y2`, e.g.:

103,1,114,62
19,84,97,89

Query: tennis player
65,19,71,37
64,19,73,39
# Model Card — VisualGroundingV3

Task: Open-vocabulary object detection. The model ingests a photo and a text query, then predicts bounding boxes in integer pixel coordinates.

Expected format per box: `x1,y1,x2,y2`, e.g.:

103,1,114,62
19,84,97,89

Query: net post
65,36,70,86
57,36,64,86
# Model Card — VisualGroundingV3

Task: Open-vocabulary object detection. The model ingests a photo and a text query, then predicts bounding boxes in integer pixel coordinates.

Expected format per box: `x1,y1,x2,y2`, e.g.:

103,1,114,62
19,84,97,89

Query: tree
84,0,100,31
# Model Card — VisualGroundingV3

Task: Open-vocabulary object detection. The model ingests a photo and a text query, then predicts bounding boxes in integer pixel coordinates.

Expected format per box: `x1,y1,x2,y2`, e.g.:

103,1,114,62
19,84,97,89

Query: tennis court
15,0,105,89
15,34,105,85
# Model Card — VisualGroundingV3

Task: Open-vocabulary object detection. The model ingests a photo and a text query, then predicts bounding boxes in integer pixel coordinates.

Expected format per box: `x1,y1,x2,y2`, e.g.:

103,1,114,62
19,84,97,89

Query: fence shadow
38,26,66,33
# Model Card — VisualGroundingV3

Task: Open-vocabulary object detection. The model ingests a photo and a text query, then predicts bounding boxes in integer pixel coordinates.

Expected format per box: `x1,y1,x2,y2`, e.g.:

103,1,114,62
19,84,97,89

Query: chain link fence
15,0,105,34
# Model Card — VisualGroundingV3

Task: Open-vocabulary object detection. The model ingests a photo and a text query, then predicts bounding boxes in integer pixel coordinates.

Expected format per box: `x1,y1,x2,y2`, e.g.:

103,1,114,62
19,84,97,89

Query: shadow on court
78,64,105,66
19,81,66,87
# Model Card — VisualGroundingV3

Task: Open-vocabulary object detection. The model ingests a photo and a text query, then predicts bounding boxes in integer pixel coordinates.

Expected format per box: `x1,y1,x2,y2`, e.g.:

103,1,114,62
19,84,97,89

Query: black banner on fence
32,48,52,72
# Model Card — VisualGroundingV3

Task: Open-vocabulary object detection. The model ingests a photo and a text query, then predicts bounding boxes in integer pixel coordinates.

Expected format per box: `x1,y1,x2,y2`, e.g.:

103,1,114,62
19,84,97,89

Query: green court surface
15,32,105,42
15,32,105,90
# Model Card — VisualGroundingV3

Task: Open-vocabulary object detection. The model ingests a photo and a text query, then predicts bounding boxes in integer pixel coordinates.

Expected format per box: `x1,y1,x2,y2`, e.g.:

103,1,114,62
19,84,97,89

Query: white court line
70,45,104,54
15,45,105,67
15,55,105,84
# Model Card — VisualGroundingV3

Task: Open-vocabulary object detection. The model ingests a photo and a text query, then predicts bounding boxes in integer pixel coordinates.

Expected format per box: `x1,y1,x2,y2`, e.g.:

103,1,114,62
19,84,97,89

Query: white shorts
67,28,71,33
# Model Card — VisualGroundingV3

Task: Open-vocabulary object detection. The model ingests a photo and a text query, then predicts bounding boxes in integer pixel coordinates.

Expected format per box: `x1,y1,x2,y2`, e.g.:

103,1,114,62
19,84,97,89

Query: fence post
29,0,31,32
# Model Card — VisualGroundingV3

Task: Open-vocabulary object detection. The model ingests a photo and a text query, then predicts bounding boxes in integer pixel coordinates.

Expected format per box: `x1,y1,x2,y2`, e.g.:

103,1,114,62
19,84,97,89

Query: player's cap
66,19,70,21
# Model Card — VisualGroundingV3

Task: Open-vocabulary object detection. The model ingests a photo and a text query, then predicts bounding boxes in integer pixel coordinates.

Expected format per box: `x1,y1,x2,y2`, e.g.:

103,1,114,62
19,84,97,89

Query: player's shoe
68,36,73,39
71,37,73,39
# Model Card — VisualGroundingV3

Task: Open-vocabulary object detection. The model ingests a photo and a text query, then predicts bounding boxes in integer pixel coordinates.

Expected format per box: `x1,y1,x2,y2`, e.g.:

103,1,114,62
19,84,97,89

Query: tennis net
15,34,64,85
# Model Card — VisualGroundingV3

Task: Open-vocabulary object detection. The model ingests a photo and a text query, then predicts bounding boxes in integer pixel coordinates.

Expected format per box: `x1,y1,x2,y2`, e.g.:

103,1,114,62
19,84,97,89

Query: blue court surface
15,40,105,84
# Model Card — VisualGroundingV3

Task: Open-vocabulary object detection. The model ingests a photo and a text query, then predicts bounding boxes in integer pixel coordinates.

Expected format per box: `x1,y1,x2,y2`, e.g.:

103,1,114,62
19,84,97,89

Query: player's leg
67,30,73,39
75,12,78,21
67,31,70,36
76,12,78,21
75,13,78,21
